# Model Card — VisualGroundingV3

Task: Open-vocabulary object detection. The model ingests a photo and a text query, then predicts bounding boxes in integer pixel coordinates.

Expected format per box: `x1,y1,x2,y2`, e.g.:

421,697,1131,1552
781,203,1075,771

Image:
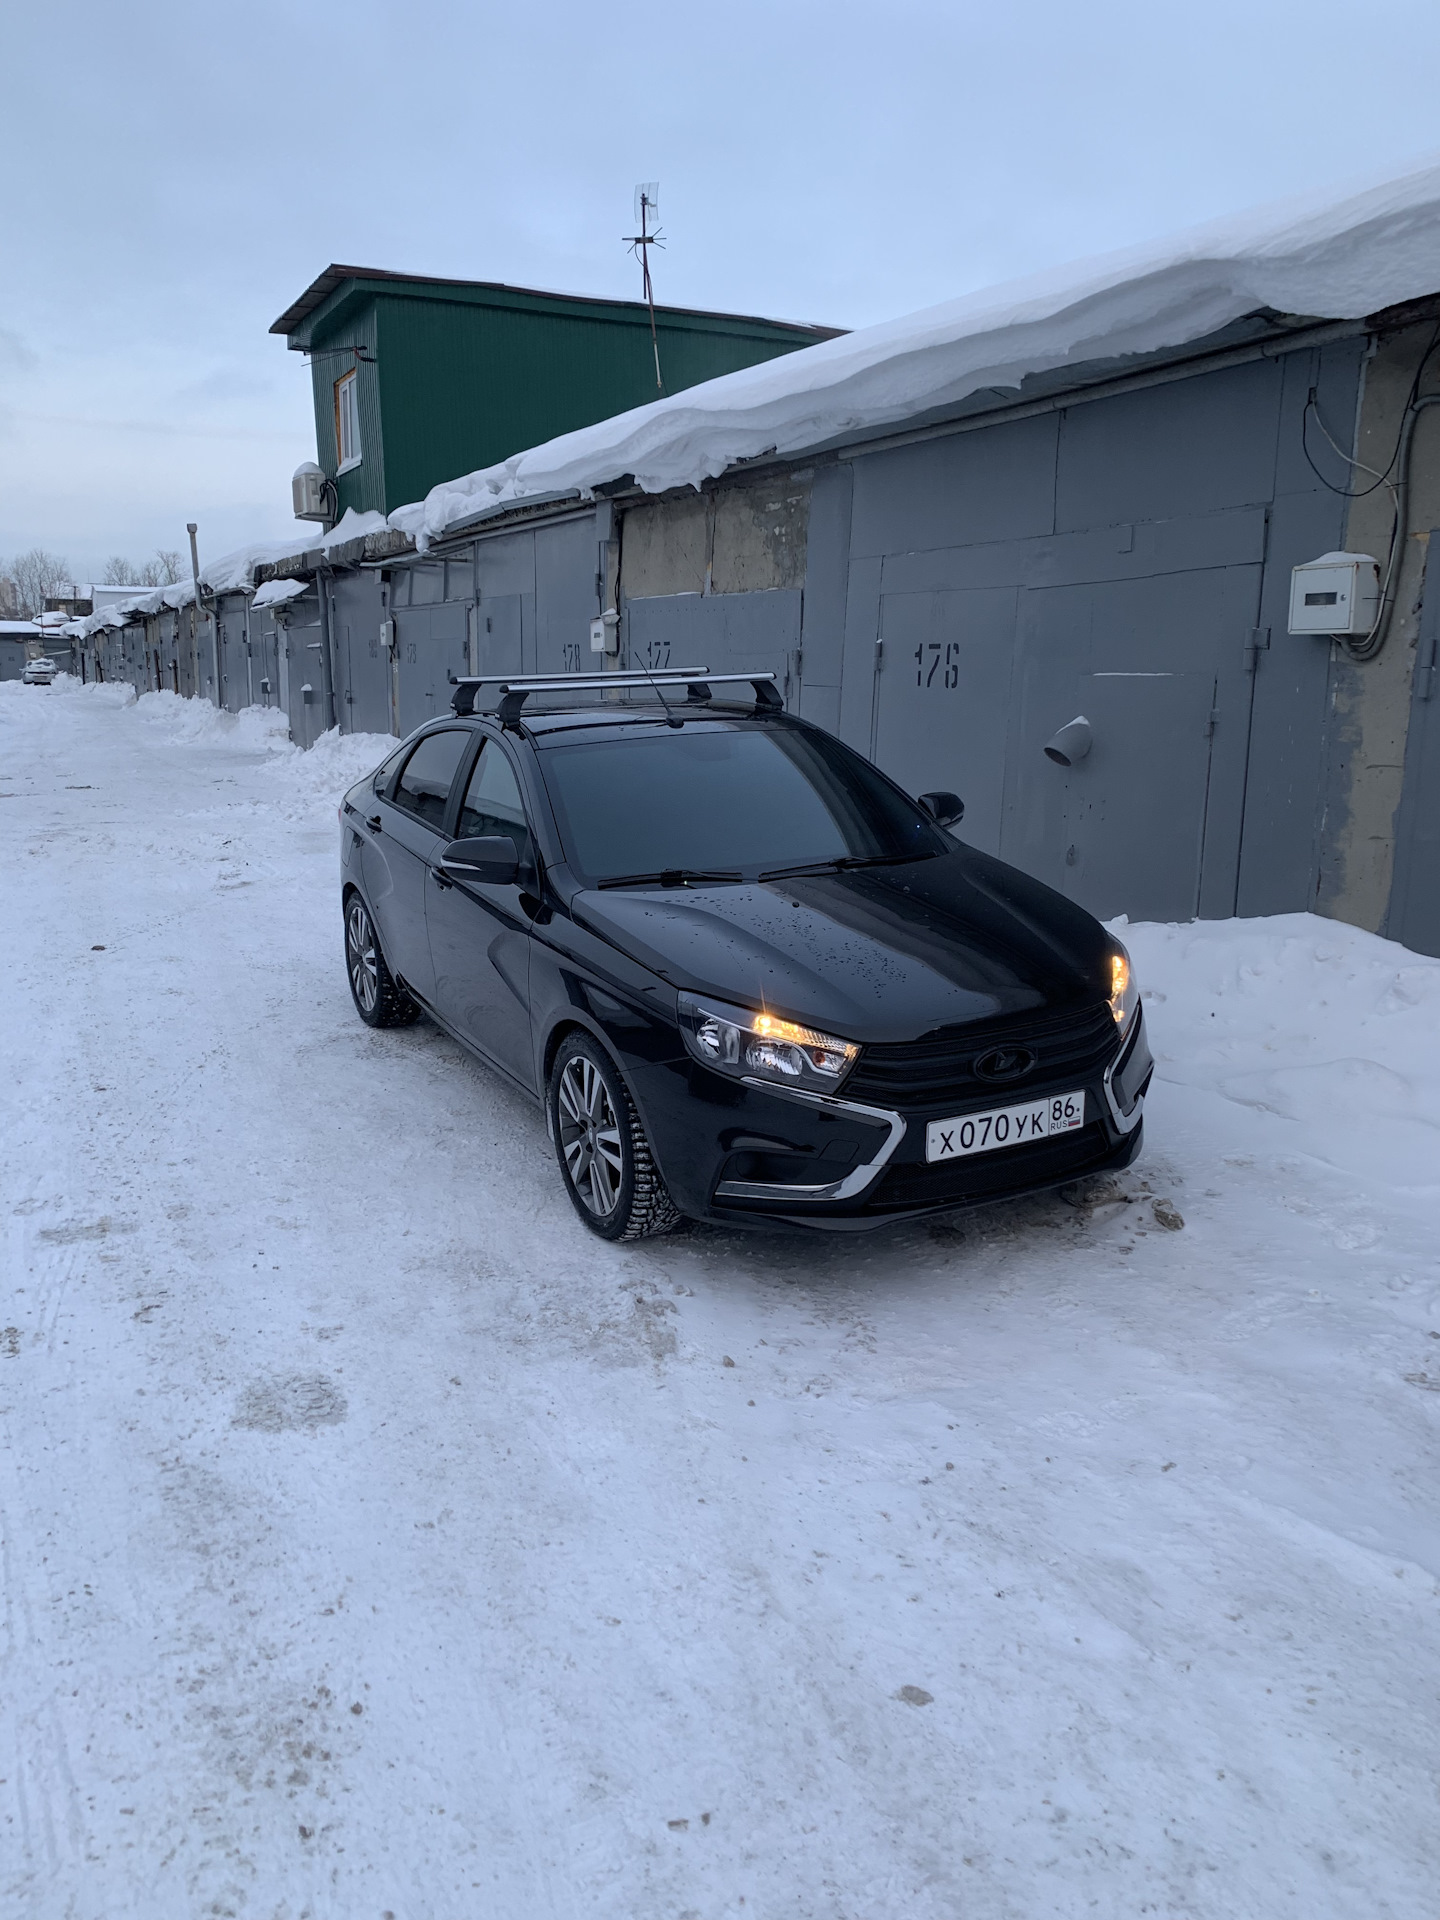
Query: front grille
846,1000,1117,1111
865,1121,1117,1212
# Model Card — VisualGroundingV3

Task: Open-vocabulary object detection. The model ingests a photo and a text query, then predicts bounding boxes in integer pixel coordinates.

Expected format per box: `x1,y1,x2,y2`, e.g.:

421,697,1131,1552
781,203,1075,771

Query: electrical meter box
1288,552,1380,636
590,610,619,655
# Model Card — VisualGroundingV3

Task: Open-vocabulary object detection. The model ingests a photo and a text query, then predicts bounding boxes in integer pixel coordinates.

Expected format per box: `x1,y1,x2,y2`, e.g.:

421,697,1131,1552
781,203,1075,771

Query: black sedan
339,669,1152,1239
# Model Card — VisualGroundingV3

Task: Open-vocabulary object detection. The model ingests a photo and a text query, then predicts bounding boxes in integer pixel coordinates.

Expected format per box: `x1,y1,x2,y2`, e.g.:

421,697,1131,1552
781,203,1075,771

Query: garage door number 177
916,642,960,689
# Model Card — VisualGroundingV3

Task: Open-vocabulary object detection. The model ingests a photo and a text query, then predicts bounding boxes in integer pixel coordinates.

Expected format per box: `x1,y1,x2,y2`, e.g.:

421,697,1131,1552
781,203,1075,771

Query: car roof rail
449,666,783,723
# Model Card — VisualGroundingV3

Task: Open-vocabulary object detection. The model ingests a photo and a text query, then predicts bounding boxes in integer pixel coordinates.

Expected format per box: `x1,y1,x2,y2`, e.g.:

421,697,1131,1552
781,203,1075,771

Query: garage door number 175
916,642,960,689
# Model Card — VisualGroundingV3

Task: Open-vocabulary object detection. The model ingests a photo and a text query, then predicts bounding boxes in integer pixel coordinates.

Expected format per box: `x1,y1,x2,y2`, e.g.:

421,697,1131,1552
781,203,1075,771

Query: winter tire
344,892,421,1029
549,1033,682,1241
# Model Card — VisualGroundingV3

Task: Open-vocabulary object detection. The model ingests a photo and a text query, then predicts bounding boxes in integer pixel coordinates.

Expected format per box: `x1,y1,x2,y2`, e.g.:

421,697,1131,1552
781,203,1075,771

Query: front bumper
632,1005,1154,1232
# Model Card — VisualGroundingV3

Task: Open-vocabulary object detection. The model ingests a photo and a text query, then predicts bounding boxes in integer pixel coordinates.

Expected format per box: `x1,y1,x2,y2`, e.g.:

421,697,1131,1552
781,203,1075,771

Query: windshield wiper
759,852,922,881
596,868,745,890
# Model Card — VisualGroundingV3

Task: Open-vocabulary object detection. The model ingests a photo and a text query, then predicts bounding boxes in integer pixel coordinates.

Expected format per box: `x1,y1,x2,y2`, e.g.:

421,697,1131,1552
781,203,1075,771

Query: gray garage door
624,590,803,703
395,601,470,736
872,587,1018,852
331,573,393,737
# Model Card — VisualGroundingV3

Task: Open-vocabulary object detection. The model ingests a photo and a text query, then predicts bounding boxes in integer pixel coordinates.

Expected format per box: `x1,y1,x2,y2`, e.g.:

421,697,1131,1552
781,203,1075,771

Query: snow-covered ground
4,680,1438,1920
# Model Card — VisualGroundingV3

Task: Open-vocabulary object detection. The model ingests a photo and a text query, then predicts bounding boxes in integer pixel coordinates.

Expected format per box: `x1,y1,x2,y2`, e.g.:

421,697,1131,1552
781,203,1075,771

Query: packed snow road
3,680,1439,1920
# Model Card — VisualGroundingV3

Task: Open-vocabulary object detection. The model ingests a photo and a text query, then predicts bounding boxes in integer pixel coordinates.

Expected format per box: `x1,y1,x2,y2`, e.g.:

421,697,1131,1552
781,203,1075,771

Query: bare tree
5,548,73,617
133,550,184,587
102,555,140,586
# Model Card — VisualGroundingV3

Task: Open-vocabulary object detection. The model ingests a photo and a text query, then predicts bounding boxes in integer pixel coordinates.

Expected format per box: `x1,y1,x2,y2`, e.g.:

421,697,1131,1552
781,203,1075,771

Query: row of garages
62,297,1440,959
62,579,335,749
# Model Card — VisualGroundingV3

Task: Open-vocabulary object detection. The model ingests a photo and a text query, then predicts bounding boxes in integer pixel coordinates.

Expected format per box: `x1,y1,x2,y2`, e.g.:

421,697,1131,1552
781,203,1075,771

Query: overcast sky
6,0,1440,582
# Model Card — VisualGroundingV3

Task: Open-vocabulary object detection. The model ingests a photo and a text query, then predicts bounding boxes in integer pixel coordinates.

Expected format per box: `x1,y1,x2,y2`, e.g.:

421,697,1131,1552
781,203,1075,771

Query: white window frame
335,369,362,474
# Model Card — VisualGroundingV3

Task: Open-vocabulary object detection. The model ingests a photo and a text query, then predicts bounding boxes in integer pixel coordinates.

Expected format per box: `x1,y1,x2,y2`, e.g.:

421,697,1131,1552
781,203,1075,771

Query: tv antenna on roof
624,183,666,396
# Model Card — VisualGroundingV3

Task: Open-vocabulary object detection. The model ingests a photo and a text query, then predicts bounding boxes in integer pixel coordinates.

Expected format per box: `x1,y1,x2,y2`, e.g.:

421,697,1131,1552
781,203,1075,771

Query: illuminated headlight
1107,944,1140,1034
678,993,859,1090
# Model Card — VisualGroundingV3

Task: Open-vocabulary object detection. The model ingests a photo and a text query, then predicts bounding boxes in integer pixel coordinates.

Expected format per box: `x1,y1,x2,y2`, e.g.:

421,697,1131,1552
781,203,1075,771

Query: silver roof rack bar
450,667,782,720
452,666,710,691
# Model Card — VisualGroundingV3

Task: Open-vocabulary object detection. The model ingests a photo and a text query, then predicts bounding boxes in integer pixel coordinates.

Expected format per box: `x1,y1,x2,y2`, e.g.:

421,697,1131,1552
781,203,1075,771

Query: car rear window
537,723,944,883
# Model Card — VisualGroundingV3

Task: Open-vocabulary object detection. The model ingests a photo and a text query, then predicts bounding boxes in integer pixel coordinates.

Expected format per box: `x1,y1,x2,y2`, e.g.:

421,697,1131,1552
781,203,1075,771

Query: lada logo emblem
973,1045,1036,1083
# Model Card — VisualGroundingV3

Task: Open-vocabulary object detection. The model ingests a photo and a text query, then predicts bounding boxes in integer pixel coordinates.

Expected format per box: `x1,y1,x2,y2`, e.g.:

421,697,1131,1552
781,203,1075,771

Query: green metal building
271,266,842,520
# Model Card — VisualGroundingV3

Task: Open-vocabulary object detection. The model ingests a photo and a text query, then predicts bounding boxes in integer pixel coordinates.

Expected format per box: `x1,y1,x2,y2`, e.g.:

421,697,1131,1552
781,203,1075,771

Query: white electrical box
590,610,620,655
1288,552,1380,636
292,462,329,522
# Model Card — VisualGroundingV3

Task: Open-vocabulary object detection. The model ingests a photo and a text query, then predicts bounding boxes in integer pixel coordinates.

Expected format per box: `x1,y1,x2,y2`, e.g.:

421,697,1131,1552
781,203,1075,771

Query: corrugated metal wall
309,304,384,520
372,295,825,514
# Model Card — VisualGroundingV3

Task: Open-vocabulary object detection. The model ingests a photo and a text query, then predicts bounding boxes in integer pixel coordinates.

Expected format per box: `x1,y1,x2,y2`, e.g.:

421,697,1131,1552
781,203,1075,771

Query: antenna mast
624,183,665,396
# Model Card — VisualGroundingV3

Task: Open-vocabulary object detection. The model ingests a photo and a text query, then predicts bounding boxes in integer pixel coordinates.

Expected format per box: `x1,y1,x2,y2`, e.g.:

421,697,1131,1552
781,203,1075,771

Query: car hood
571,846,1111,1044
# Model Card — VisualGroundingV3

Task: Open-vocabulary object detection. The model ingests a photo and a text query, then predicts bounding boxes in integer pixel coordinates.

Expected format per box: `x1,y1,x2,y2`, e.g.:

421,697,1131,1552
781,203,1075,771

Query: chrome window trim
714,1082,907,1203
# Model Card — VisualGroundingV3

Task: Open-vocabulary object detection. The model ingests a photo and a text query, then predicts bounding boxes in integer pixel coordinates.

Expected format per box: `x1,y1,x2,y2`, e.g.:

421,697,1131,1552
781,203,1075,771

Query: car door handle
433,869,454,890
366,814,382,831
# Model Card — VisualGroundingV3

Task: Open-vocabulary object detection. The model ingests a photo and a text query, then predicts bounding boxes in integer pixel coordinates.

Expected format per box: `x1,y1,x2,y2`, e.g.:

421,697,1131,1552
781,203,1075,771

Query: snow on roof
252,578,311,610
387,153,1440,546
0,620,40,635
169,511,392,602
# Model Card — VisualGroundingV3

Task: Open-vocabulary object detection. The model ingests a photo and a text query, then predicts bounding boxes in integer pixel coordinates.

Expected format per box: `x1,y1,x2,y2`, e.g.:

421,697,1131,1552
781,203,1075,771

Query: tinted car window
457,740,532,866
390,730,469,829
538,723,945,881
372,745,408,794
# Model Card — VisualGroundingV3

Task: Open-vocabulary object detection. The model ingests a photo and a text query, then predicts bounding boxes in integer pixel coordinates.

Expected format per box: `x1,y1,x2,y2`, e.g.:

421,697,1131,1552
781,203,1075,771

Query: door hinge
1243,626,1270,673
1204,707,1220,737
874,637,884,671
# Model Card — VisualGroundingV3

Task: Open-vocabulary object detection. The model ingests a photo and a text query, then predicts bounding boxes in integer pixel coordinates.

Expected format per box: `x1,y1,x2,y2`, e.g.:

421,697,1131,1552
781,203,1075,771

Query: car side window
458,740,532,867
389,730,470,830
372,745,407,796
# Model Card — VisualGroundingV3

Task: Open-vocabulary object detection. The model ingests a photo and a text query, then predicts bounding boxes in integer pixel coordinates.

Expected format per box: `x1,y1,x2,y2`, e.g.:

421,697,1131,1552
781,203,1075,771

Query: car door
426,734,538,1090
364,728,472,1004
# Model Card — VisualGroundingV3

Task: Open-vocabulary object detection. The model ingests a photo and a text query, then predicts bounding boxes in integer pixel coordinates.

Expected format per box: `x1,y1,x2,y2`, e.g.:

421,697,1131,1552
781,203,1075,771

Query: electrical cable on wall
1301,324,1440,660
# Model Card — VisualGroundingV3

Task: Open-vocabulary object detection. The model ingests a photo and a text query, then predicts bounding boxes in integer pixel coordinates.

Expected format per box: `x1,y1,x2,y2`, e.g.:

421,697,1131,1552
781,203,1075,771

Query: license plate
925,1090,1086,1162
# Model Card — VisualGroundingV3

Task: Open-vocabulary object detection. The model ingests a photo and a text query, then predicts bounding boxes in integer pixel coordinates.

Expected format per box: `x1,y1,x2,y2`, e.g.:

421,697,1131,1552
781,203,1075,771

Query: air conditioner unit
292,462,329,522
1288,552,1380,636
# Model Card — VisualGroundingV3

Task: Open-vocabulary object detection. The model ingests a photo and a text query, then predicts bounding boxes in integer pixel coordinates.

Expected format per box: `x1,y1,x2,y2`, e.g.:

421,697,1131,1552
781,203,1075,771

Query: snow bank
130,688,293,754
255,724,395,814
1124,912,1440,1190
46,677,137,709
391,152,1440,543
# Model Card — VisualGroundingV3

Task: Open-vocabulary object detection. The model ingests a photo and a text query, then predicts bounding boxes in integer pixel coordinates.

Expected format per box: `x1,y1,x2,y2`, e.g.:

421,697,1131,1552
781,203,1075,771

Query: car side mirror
918,791,964,827
440,835,519,885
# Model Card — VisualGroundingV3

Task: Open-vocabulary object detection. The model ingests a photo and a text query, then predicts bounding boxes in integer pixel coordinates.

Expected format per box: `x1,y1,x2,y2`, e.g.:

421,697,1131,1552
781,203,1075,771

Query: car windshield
537,721,947,884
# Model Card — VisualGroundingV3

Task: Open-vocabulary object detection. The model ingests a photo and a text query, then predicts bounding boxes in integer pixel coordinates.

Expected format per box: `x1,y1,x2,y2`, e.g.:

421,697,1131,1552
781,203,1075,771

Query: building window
335,370,362,473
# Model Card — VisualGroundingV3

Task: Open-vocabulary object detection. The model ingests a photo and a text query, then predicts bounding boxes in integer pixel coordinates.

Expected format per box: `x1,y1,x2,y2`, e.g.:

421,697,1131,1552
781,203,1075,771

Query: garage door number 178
916,642,960,689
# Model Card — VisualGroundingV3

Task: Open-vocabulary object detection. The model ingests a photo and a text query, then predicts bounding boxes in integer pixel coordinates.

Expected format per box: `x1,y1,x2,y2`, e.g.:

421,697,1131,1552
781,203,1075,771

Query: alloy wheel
346,900,379,1016
557,1054,625,1216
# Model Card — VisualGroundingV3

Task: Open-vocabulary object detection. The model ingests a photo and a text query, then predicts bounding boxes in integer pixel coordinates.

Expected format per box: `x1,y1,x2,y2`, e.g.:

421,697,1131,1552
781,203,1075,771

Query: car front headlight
1107,944,1140,1035
678,992,859,1091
